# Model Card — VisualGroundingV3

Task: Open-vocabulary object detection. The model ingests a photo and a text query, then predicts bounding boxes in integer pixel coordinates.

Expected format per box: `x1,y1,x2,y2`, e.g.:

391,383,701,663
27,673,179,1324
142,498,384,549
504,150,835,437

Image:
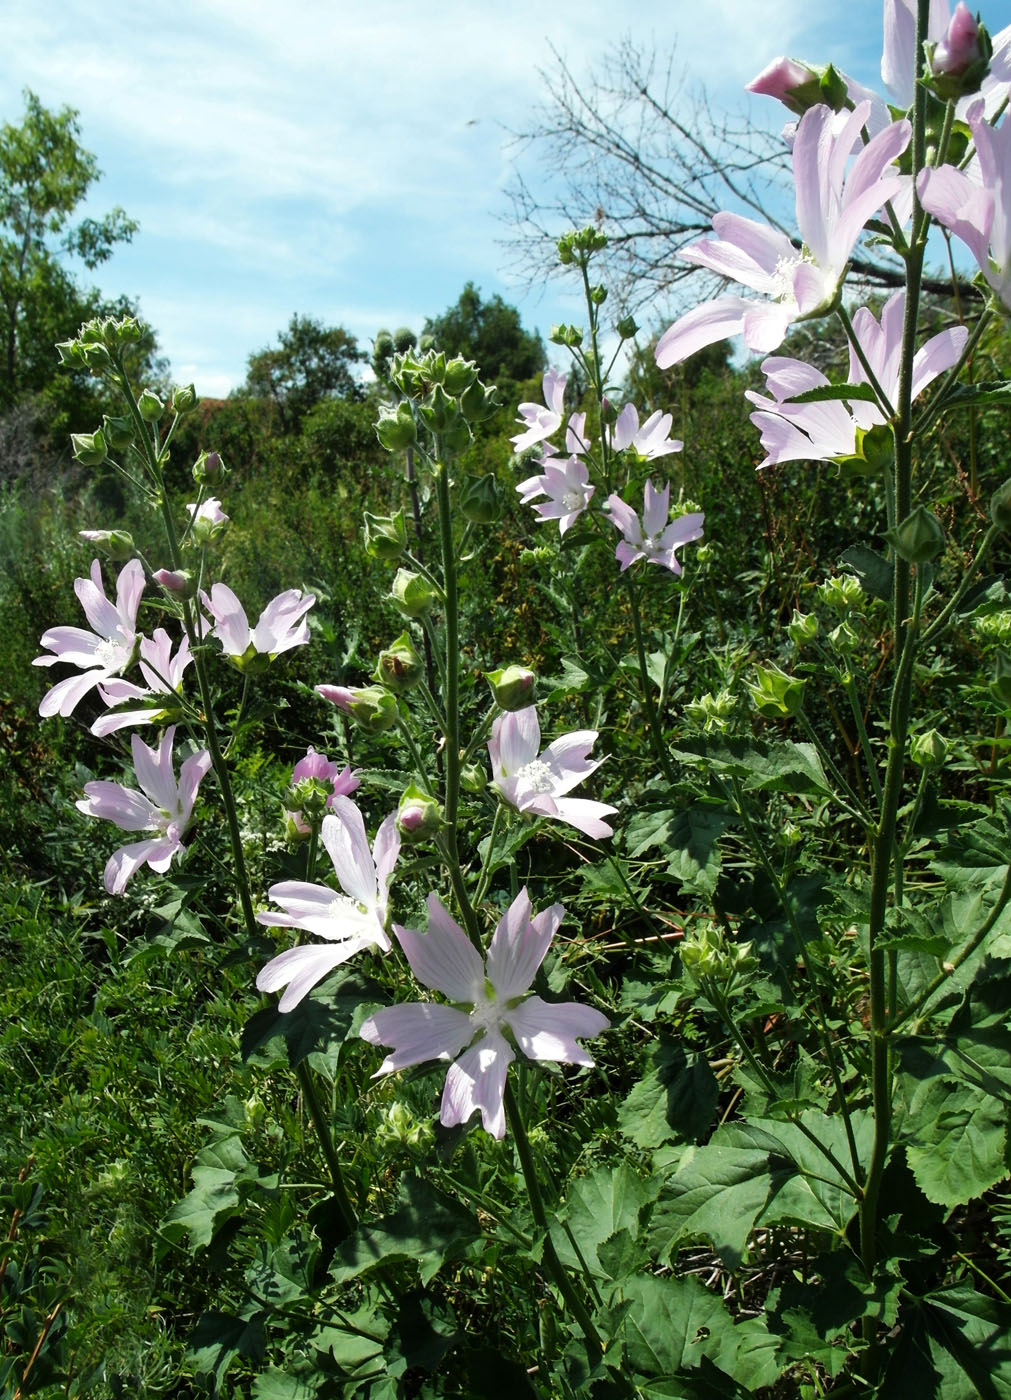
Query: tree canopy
0,90,138,411
242,314,364,432
422,282,545,387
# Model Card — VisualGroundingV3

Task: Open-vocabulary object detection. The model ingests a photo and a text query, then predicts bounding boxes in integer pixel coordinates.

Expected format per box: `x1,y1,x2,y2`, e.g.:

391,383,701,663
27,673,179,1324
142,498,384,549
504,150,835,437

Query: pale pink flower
201,583,315,662
746,290,967,467
360,888,609,1139
516,455,595,534
655,102,911,367
285,747,360,836
34,559,145,718
488,706,617,839
256,798,400,1012
609,404,683,460
92,627,194,737
605,481,705,575
919,101,1011,310
186,498,228,528
511,370,566,452
76,725,210,894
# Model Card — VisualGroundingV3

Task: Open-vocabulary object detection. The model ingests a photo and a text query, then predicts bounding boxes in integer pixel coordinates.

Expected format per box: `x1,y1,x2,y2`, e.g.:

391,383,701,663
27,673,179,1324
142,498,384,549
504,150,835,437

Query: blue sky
2,0,1001,396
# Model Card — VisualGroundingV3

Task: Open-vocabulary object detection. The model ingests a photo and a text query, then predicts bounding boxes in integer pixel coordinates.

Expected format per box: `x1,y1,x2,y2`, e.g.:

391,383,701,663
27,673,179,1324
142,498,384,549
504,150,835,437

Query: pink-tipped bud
153,567,194,596
933,3,981,75
746,57,847,114
929,5,992,98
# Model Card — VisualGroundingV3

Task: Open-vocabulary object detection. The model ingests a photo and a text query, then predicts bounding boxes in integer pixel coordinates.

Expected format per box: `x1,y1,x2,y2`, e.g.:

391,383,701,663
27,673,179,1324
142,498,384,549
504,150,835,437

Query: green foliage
0,91,151,444
241,314,364,432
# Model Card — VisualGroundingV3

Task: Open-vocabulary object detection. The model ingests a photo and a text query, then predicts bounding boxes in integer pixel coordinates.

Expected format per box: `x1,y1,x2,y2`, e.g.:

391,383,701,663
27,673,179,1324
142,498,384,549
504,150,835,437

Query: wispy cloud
0,0,888,392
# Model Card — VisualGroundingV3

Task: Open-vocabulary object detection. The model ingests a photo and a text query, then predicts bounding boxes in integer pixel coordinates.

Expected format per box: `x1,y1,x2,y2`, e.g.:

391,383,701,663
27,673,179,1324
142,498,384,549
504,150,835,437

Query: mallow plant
29,2,1011,1394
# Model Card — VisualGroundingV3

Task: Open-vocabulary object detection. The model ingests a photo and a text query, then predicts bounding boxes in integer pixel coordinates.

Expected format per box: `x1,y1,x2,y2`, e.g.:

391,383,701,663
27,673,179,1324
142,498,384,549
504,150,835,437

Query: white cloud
0,0,887,389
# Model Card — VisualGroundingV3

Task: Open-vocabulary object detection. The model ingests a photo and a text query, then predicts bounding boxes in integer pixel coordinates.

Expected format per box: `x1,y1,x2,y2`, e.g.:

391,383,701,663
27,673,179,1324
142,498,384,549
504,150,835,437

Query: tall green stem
504,1084,603,1363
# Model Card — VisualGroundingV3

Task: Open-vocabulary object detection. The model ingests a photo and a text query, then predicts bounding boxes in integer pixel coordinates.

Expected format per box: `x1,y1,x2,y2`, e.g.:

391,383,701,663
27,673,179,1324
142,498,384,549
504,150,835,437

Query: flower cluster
513,370,704,575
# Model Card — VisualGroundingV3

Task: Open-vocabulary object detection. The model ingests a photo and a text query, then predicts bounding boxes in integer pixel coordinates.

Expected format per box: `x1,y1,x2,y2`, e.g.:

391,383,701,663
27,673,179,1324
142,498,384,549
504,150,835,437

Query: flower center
514,758,556,794
469,990,504,1036
770,253,807,303
328,894,367,921
95,638,125,670
560,488,585,513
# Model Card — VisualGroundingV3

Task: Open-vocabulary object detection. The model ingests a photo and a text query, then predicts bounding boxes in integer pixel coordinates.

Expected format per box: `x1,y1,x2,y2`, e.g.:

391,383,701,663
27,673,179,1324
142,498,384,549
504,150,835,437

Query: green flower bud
443,357,479,397
589,284,607,305
615,314,639,340
746,663,806,719
337,684,399,733
549,323,571,345
193,450,226,486
393,327,418,354
565,325,584,348
571,226,609,256
137,389,164,422
396,783,444,843
556,234,575,266
990,477,1011,531
788,609,820,647
71,429,108,467
886,504,945,564
817,574,865,612
375,631,424,692
363,509,408,562
79,528,134,561
418,383,461,435
485,665,536,711
910,728,949,769
459,379,500,424
459,474,500,524
102,415,136,453
171,383,198,415
685,688,737,735
81,341,113,372
288,776,331,823
828,618,861,653
460,762,486,793
599,396,618,426
391,568,439,619
56,339,88,369
680,925,756,988
375,402,418,452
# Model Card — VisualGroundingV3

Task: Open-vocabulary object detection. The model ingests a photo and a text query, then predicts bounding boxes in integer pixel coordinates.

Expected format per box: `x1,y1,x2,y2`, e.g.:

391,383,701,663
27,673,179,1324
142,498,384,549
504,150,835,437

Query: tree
422,282,545,386
503,39,954,320
0,90,138,409
243,314,364,432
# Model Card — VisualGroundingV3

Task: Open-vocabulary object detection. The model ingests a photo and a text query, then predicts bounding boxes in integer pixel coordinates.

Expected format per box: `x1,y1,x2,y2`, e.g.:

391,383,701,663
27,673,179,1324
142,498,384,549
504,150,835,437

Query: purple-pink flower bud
747,56,816,102
153,568,192,595
933,3,981,75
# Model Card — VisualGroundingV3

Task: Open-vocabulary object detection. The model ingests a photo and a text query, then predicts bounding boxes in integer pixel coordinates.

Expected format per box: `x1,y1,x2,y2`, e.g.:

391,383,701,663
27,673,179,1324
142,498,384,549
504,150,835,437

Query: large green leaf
618,1273,781,1392
189,1310,266,1389
670,738,833,798
618,1039,719,1149
330,1174,480,1286
881,1286,1011,1398
551,1160,660,1278
625,802,729,898
903,1074,1008,1206
649,1116,863,1267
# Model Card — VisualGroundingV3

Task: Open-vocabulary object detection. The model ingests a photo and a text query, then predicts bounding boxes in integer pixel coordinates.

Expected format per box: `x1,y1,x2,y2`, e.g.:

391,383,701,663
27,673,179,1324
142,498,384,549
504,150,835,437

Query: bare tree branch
501,38,966,326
